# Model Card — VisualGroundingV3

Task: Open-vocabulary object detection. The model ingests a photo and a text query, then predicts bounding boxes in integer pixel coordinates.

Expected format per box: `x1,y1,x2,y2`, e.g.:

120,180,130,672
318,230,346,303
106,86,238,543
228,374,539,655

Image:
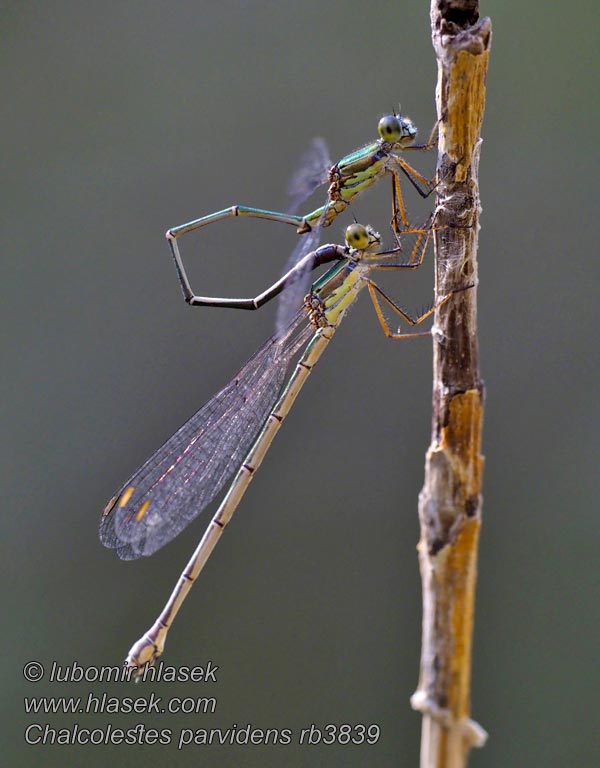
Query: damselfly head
345,223,381,253
378,114,417,147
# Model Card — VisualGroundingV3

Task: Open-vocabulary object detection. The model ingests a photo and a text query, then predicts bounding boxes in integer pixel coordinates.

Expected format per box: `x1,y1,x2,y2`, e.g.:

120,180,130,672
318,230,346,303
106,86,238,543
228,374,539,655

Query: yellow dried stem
411,4,492,767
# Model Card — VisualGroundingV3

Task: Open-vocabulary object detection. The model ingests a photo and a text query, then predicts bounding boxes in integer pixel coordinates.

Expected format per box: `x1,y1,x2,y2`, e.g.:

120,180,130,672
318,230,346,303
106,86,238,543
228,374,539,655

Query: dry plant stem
411,4,492,767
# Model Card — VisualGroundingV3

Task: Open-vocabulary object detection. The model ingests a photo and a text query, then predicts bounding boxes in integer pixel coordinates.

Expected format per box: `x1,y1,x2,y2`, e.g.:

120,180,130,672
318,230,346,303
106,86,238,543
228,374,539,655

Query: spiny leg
394,155,437,198
391,148,459,236
385,216,443,265
366,280,455,340
403,117,439,152
389,164,442,244
390,171,410,231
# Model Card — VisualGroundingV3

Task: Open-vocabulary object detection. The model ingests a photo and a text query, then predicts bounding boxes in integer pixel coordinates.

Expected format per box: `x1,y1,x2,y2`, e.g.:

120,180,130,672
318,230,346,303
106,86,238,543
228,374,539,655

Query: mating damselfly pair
100,112,455,674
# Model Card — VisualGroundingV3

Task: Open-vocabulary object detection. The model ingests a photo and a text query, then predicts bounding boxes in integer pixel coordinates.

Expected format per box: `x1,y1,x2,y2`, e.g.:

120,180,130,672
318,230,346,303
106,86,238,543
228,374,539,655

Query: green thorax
303,141,389,229
311,260,362,326
332,142,387,202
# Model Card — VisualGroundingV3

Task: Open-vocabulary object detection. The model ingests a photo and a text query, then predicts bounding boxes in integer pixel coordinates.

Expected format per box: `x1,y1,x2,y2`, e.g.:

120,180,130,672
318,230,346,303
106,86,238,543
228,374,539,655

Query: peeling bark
410,4,492,767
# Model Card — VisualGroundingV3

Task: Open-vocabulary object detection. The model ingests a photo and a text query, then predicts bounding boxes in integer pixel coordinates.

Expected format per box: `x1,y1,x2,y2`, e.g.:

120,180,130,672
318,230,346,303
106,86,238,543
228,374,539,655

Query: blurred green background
2,1,598,766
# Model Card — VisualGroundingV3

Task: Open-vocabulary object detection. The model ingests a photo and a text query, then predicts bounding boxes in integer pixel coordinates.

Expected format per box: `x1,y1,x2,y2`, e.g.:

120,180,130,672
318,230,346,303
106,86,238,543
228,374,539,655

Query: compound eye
345,223,370,250
378,115,402,142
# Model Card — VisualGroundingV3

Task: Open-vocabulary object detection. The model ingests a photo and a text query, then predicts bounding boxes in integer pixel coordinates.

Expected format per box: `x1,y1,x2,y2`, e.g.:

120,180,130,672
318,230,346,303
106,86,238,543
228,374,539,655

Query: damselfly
166,112,440,294
100,220,455,675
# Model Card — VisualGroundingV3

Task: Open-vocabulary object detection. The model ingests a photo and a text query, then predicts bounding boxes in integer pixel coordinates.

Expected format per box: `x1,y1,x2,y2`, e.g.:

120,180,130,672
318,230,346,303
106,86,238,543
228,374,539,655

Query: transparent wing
274,225,322,337
286,137,331,215
275,138,333,336
100,313,312,560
